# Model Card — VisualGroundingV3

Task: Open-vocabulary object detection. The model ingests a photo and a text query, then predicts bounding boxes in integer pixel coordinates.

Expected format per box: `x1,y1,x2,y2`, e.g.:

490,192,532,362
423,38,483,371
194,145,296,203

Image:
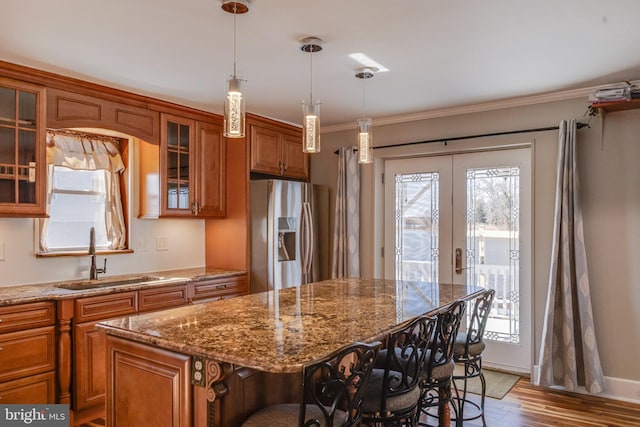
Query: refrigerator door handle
300,201,312,277
304,201,314,276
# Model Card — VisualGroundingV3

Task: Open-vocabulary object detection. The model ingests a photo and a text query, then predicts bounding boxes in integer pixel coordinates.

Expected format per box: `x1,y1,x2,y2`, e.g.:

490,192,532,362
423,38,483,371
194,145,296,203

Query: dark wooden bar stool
360,314,437,426
451,289,496,427
417,300,466,427
242,341,380,427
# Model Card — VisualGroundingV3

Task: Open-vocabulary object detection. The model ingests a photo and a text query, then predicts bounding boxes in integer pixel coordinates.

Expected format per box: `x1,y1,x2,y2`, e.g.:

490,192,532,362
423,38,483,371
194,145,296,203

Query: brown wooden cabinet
0,77,46,217
0,302,56,403
188,275,248,304
106,335,192,427
249,115,308,181
47,88,159,144
158,113,226,218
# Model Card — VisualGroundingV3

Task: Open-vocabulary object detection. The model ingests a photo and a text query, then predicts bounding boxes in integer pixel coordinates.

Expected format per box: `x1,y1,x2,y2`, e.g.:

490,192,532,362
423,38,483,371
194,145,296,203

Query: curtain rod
47,128,123,144
333,122,588,154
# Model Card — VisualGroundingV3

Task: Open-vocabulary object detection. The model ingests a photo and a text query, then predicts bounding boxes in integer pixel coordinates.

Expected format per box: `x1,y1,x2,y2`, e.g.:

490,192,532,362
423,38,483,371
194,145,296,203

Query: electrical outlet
156,236,169,251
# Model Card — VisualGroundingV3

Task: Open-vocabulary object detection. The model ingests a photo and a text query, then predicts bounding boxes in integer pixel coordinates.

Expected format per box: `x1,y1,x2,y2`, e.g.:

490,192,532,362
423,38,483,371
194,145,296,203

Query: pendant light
221,0,249,138
355,67,376,164
300,37,323,153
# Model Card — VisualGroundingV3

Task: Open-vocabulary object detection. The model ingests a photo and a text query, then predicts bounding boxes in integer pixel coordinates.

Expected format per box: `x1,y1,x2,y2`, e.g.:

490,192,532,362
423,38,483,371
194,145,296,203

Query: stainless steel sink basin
56,275,178,290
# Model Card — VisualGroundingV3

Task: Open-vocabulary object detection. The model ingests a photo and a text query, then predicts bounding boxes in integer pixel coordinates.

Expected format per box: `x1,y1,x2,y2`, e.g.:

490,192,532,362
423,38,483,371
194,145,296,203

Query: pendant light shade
355,67,376,164
224,77,245,138
357,117,373,164
300,37,323,153
221,1,249,138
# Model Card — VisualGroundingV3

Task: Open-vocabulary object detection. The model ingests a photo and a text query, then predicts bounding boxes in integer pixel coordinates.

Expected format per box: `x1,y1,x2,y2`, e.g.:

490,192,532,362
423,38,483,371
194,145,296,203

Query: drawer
0,326,56,383
0,302,55,334
138,284,189,313
75,291,137,323
189,275,248,301
0,371,56,404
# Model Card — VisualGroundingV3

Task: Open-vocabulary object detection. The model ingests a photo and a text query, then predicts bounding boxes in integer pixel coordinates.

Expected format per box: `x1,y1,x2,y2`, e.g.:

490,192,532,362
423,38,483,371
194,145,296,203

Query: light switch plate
156,236,169,251
0,242,4,261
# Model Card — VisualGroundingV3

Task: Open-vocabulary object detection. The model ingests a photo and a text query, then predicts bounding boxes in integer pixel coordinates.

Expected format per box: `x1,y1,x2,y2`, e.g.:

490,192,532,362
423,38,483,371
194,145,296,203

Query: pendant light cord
309,49,313,104
362,76,367,118
233,3,238,79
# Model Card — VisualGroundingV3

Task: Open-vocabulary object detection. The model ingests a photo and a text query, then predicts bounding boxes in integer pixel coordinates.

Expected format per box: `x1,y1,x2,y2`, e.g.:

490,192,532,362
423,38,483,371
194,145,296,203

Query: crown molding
321,84,602,134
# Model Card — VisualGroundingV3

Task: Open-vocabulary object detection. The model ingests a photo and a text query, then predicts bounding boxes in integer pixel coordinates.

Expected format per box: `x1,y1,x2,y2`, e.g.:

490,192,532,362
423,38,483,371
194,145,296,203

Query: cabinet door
281,132,309,180
106,336,192,427
73,322,107,411
0,77,46,217
195,120,226,217
0,372,56,404
0,326,55,383
250,124,282,175
161,113,195,217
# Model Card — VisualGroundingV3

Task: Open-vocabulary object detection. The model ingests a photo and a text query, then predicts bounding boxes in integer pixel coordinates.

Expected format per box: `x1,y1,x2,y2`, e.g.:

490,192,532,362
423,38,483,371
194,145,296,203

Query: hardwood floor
82,378,640,426
453,378,640,427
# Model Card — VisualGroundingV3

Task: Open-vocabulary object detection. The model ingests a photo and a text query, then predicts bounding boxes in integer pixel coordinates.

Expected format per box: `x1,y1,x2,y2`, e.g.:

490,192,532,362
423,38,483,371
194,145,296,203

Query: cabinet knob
0,318,3,323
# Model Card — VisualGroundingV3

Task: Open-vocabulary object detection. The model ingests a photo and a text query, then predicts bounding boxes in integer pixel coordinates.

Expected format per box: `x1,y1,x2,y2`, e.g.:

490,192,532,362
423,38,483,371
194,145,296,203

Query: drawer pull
0,319,3,323
216,284,228,289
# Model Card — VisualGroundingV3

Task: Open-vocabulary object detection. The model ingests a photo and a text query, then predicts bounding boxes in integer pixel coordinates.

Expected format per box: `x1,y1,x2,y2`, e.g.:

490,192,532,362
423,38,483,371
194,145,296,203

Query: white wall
0,137,205,287
313,97,640,389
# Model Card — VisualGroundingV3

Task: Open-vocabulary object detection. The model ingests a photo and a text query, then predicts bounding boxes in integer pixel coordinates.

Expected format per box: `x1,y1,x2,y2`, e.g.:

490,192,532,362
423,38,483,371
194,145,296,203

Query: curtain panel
537,119,605,393
40,131,126,252
331,146,360,278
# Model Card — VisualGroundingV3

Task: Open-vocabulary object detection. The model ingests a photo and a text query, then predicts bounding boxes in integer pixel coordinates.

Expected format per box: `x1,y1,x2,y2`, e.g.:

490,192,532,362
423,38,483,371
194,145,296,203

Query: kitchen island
99,277,483,427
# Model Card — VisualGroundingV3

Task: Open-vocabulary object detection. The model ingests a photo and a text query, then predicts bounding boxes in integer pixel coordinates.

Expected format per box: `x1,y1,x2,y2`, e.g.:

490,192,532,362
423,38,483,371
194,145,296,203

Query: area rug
453,366,521,400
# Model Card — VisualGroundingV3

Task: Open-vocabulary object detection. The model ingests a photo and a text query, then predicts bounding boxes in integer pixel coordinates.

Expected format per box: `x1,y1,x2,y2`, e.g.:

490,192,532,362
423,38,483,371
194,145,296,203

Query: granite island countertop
99,277,483,373
0,267,247,306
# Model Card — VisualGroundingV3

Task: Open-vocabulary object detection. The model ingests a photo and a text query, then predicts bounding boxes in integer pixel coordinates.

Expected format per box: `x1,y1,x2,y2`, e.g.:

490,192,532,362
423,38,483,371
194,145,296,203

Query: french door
384,148,532,372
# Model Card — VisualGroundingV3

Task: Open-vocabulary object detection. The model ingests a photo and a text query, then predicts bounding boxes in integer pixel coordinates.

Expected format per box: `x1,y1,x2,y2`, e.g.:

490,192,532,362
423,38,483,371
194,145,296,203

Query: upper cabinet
158,113,226,218
0,77,46,217
249,115,309,181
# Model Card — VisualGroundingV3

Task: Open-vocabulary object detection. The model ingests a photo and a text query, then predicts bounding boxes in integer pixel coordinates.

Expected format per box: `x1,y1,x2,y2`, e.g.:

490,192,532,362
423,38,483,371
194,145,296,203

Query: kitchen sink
56,275,180,291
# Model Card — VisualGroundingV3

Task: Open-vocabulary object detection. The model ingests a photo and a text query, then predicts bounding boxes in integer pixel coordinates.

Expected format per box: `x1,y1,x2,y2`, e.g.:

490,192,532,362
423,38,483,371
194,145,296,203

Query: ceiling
2,1,640,130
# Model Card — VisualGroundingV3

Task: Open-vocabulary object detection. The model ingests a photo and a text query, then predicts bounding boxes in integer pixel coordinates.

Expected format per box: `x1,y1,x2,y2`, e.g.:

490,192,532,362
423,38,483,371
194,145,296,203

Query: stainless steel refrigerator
250,179,329,293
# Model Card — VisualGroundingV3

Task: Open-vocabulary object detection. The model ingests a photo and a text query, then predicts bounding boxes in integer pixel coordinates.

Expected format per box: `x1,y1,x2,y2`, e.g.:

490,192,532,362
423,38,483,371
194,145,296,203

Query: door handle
455,248,469,275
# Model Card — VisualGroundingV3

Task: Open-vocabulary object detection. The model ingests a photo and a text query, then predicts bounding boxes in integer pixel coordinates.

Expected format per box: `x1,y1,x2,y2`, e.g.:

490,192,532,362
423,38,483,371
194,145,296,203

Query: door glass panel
167,182,179,209
0,127,15,164
393,172,439,282
18,91,36,129
179,124,190,148
167,122,178,147
18,130,35,165
179,153,189,180
0,87,16,125
167,151,178,180
465,166,520,344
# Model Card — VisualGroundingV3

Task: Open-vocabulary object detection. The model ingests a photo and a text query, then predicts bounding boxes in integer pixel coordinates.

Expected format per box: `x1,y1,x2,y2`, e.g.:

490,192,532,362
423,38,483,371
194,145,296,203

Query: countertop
0,267,247,306
99,277,483,373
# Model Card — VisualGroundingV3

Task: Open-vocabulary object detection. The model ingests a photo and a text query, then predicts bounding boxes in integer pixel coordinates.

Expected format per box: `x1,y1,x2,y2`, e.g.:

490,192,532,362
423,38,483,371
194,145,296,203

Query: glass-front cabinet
0,78,46,217
160,113,194,216
158,113,226,218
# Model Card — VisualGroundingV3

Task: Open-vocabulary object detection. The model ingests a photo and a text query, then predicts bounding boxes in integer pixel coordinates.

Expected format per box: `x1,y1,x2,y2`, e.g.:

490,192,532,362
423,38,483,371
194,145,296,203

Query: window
39,130,127,253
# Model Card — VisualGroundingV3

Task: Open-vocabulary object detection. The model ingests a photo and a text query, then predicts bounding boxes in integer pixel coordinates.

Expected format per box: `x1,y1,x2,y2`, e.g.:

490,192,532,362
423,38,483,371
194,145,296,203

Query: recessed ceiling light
349,53,390,72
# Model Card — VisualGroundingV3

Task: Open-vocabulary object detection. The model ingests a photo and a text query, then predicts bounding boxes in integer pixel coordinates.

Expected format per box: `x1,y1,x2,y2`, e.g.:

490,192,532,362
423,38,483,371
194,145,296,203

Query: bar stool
451,289,495,427
361,315,437,426
417,300,466,427
242,341,380,427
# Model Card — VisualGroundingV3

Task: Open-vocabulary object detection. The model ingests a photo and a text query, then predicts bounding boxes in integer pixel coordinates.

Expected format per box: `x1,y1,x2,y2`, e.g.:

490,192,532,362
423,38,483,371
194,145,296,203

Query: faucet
89,227,107,280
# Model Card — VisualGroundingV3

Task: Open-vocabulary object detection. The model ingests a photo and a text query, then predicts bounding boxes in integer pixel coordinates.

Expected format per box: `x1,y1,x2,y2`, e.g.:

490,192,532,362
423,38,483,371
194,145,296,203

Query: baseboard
532,364,640,404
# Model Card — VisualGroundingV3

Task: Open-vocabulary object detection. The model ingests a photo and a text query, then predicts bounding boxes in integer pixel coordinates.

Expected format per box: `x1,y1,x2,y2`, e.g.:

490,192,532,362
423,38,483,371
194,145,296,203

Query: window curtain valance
46,130,125,173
